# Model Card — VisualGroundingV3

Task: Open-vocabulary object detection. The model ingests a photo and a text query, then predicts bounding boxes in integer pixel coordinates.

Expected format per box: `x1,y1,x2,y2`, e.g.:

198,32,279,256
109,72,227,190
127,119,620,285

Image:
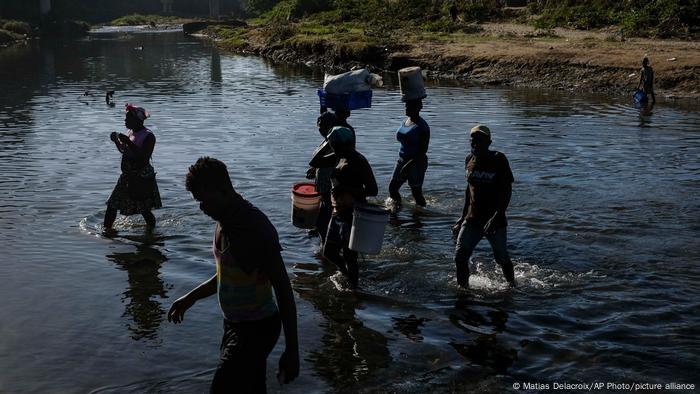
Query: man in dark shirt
452,125,516,288
320,126,378,288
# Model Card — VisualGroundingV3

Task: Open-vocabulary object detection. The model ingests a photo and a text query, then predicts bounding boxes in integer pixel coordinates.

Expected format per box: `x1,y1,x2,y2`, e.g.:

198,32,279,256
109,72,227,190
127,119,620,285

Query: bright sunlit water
1,30,698,393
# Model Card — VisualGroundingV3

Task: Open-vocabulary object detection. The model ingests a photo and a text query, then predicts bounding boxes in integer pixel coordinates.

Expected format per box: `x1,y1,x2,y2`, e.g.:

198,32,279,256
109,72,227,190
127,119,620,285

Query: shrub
2,20,31,35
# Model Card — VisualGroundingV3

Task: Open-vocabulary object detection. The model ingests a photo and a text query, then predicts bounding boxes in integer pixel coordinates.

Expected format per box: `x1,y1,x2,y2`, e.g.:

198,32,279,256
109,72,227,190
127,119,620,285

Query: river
0,29,698,393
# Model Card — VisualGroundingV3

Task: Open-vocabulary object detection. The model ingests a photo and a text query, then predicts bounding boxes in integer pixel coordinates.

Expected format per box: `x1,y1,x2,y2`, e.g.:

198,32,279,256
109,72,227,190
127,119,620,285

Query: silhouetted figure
168,157,300,392
388,99,430,207
104,104,162,230
452,125,515,288
105,90,115,107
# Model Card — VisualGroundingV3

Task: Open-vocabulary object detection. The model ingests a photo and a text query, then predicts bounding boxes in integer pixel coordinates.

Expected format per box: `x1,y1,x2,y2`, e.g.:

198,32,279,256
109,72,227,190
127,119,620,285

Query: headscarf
327,126,354,146
125,103,150,121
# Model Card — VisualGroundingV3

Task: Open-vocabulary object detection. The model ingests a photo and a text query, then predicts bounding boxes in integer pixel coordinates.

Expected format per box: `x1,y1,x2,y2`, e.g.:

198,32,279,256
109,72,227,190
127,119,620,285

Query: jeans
454,221,514,284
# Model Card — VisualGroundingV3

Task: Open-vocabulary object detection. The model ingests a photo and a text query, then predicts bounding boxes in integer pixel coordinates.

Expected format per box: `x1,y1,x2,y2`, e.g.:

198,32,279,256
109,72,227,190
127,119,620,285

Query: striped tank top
213,228,278,322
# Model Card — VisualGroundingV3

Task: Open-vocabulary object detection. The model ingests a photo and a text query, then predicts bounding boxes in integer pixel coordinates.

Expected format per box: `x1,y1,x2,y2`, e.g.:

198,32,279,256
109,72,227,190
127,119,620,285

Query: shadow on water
448,293,518,374
292,262,391,390
106,240,169,343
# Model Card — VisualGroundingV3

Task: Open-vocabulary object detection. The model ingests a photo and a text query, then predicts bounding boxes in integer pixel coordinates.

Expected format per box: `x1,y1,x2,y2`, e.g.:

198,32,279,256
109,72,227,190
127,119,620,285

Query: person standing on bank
388,98,430,207
313,126,378,288
452,125,515,288
637,56,656,104
104,104,162,230
168,157,299,393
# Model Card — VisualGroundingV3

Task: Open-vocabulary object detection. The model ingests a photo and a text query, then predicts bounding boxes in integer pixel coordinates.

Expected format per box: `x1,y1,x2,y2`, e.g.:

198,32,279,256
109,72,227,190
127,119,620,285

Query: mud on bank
196,21,700,100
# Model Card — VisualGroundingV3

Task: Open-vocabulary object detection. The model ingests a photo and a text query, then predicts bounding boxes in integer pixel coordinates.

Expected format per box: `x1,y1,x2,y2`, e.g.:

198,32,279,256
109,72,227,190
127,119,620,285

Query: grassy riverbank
196,0,700,98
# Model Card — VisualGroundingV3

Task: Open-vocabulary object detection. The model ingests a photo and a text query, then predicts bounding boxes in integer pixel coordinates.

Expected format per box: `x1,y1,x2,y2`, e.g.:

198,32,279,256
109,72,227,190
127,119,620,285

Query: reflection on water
1,30,699,393
107,238,168,342
293,263,391,388
449,294,517,374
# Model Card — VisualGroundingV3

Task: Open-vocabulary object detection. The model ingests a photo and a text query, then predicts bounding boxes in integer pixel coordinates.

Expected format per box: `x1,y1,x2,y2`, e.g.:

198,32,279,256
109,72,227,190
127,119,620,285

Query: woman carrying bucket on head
388,67,430,208
314,126,378,288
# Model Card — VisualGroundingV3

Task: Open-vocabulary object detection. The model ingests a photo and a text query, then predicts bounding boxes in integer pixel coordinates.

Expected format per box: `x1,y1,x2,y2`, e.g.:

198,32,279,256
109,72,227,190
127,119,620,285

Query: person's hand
276,349,299,385
110,132,118,142
167,295,195,324
117,133,130,144
452,220,463,239
305,167,316,180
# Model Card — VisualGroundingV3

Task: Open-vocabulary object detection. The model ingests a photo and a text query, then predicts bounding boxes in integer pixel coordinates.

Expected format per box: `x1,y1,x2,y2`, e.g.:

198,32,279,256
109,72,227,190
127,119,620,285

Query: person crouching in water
104,104,162,230
452,125,515,288
388,99,430,207
306,111,338,243
320,126,378,288
168,157,299,393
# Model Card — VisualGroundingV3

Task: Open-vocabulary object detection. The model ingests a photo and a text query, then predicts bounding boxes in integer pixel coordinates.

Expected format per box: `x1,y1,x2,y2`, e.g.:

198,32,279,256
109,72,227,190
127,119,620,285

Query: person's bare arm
167,274,217,324
261,252,299,384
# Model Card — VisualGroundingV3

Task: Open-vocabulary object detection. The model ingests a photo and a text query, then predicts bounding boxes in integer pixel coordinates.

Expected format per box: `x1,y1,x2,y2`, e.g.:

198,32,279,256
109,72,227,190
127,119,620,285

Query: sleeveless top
396,118,428,159
212,226,278,322
121,128,155,175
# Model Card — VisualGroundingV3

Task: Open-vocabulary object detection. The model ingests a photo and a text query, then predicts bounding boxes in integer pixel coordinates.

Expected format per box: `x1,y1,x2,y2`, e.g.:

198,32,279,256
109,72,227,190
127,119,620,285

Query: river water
1,30,698,393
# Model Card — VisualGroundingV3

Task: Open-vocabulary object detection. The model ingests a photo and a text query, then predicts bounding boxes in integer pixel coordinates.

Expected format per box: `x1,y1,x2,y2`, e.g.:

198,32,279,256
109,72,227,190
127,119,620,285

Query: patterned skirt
106,164,162,215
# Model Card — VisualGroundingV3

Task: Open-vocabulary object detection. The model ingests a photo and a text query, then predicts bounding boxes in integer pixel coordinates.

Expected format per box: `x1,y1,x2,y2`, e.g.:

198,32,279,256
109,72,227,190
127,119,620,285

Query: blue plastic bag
633,89,648,104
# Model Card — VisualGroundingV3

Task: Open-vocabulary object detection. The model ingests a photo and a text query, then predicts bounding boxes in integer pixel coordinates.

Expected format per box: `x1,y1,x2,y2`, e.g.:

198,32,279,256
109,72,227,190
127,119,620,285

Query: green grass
110,14,185,26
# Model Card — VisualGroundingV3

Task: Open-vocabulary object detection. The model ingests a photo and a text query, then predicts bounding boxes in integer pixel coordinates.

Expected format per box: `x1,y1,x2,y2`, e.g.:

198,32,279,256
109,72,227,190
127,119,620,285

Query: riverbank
196,21,700,100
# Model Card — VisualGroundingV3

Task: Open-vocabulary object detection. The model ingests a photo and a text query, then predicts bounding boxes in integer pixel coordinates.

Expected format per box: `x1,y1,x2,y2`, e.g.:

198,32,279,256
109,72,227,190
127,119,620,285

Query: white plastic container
323,69,372,94
291,183,321,229
398,66,427,101
349,203,390,254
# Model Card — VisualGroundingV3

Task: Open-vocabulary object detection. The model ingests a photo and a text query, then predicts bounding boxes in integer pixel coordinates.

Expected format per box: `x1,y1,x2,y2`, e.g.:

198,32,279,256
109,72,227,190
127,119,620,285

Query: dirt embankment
203,22,700,99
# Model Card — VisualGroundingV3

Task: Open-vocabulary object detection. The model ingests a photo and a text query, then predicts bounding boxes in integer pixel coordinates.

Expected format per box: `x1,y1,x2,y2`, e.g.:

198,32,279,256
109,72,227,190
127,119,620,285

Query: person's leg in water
486,226,516,286
323,216,348,275
343,247,359,289
389,158,408,204
410,186,426,207
454,222,484,288
142,210,156,228
316,196,332,244
408,156,428,207
104,207,117,229
210,314,281,394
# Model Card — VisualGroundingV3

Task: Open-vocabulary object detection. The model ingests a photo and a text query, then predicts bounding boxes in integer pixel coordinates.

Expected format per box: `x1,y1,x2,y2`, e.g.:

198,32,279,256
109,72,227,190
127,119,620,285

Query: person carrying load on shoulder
168,157,299,393
314,126,378,288
452,125,516,288
388,98,430,207
637,56,656,104
104,103,162,230
306,111,339,243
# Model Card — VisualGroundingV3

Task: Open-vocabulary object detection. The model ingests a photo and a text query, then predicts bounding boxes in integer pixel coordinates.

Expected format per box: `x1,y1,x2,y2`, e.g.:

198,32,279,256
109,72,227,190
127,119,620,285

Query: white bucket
291,183,321,229
398,66,427,102
349,203,390,254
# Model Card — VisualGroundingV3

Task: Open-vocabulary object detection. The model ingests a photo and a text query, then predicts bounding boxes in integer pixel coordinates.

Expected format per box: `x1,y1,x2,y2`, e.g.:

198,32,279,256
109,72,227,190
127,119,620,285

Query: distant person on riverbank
312,126,378,288
388,98,430,207
637,56,656,104
104,104,161,230
168,157,299,393
306,111,338,243
452,125,515,288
